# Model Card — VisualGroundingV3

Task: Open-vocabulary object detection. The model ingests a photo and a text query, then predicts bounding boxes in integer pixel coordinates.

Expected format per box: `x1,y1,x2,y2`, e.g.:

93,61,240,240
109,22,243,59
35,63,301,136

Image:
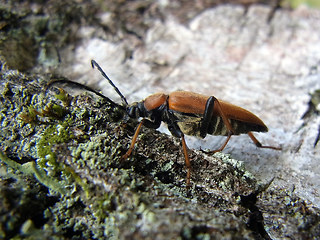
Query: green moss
41,103,67,119
37,123,72,167
2,106,92,196
0,150,23,171
19,102,67,124
94,194,114,221
64,165,90,197
34,115,92,195
54,88,72,106
18,106,39,123
0,151,66,195
284,0,320,8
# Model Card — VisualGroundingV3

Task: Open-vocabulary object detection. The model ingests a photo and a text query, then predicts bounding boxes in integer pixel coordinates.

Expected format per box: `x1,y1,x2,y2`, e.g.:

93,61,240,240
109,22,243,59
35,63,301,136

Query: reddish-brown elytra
47,60,281,187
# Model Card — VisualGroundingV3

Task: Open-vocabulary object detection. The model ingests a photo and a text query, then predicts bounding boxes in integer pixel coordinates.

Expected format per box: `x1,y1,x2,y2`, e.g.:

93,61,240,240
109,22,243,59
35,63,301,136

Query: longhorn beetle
47,60,281,187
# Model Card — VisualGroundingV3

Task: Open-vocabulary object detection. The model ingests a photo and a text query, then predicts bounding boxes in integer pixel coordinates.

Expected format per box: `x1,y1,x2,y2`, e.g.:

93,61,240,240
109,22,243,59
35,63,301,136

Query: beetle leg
211,96,235,135
201,96,235,138
201,96,235,153
201,131,233,154
122,117,162,159
200,96,215,138
122,120,145,159
216,132,232,152
181,134,191,187
167,113,192,187
248,132,281,150
143,118,161,129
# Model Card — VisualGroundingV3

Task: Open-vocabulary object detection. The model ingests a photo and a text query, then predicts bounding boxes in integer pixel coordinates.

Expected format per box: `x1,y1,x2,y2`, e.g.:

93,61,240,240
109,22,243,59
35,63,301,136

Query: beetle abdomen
206,117,268,136
174,112,267,138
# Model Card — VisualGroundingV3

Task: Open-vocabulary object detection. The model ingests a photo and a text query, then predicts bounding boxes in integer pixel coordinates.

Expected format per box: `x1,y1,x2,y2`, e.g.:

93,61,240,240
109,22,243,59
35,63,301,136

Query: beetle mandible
47,60,281,186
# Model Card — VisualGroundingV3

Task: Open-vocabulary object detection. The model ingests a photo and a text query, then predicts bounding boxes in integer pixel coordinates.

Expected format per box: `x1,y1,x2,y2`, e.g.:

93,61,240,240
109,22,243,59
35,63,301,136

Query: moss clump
19,102,67,124
0,151,67,195
41,103,67,119
53,87,72,106
18,106,39,123
37,123,73,168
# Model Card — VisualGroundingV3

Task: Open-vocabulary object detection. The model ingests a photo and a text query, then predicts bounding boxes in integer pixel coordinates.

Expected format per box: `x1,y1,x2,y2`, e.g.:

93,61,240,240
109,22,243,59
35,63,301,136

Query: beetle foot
199,147,221,154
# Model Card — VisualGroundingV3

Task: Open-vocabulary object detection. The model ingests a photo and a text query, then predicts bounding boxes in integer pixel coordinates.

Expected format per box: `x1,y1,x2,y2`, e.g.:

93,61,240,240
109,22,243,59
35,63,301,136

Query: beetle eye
127,103,140,118
127,107,135,118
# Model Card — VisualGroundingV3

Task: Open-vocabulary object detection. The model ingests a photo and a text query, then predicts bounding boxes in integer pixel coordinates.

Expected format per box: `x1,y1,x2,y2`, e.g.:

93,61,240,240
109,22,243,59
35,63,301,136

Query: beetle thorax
144,93,168,111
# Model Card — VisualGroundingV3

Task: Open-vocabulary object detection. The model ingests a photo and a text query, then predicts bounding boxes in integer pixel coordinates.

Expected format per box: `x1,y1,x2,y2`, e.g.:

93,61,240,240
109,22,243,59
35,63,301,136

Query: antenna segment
91,60,128,106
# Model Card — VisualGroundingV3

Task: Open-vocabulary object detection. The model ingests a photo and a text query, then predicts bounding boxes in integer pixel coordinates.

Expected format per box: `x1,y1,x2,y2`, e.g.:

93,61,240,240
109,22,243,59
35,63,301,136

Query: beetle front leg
122,118,161,159
122,120,145,159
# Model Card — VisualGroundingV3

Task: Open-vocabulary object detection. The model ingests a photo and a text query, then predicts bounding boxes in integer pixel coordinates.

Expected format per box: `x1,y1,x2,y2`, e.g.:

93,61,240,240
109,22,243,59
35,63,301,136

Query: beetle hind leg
200,96,215,138
200,96,235,138
248,132,281,150
200,96,236,153
201,131,233,154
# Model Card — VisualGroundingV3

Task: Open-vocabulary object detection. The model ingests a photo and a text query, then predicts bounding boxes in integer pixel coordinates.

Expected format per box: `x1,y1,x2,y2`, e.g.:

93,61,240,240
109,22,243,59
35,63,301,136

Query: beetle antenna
45,77,120,108
91,60,128,106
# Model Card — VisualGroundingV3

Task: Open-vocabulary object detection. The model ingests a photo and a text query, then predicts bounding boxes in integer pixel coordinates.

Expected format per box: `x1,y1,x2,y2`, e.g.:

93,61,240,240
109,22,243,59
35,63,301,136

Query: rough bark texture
1,1,320,239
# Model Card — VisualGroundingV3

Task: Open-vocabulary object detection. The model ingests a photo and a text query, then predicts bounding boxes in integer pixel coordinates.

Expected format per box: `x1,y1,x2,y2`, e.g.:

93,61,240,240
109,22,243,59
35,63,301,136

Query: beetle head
127,102,148,118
